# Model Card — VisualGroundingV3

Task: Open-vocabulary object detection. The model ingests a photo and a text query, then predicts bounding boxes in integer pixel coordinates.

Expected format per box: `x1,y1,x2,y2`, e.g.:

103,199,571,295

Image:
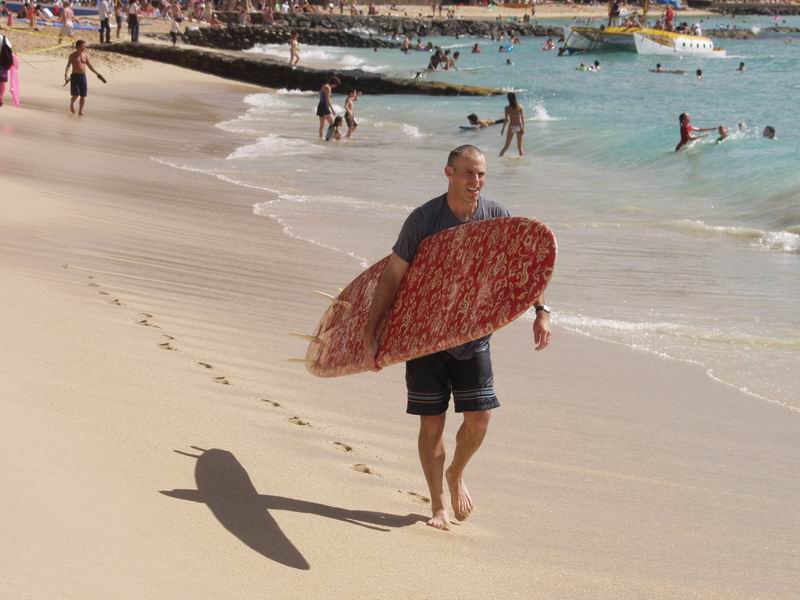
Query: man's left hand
533,314,551,351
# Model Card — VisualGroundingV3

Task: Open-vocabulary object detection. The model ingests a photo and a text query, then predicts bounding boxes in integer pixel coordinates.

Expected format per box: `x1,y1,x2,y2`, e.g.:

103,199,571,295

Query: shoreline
2,51,799,599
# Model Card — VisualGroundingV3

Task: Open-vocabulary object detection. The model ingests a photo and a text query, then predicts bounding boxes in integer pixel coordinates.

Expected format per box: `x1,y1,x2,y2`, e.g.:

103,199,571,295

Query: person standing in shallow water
499,92,525,157
675,112,716,151
362,145,552,530
316,76,340,139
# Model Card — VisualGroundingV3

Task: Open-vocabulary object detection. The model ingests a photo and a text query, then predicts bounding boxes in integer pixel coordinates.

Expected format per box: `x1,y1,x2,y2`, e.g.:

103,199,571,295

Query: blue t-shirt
392,193,511,360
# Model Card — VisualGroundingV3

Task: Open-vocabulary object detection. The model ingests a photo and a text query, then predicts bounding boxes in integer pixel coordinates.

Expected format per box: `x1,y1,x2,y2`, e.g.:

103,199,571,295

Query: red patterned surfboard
305,217,556,377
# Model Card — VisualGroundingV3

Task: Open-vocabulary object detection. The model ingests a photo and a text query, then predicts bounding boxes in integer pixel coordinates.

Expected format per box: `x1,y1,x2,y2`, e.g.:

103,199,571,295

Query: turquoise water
162,17,799,410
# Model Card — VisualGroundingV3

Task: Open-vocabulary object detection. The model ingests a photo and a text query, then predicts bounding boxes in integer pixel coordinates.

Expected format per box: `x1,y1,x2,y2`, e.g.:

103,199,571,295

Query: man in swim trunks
64,39,104,116
362,145,552,531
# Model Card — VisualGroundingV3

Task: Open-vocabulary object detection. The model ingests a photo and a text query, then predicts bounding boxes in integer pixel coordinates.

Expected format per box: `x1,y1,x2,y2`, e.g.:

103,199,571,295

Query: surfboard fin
288,358,312,364
289,332,319,342
313,290,352,309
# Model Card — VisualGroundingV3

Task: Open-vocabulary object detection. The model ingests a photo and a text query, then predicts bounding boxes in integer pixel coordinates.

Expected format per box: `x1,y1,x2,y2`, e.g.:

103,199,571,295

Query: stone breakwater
93,42,502,96
710,3,800,16
211,13,564,40
182,25,401,50
706,26,800,38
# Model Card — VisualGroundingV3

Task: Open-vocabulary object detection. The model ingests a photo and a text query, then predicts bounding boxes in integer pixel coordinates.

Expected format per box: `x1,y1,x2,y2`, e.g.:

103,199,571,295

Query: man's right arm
362,252,409,371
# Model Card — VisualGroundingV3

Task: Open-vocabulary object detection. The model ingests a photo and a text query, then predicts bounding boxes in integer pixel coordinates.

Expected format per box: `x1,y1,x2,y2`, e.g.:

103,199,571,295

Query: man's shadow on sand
160,447,426,570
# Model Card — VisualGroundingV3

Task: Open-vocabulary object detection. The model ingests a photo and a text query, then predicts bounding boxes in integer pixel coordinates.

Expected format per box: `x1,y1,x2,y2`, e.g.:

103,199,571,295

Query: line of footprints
76,267,430,506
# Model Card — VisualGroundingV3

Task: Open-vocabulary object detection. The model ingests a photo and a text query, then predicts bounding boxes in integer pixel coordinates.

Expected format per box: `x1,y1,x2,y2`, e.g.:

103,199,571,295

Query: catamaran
563,0,726,58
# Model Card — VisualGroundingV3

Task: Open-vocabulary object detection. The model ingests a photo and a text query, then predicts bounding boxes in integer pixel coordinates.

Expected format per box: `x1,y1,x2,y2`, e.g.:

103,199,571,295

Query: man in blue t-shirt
362,145,552,531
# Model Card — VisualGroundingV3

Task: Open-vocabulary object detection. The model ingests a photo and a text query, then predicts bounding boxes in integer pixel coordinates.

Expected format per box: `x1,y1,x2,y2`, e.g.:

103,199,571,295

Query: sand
1,39,798,600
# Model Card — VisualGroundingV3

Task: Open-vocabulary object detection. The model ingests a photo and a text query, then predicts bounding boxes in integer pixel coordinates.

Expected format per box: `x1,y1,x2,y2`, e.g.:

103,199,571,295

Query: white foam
243,93,292,109
227,134,323,160
400,123,426,139
758,230,800,253
252,202,370,268
276,88,316,96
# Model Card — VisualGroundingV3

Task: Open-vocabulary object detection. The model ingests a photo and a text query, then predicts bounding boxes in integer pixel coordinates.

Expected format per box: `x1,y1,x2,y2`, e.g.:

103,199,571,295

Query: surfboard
303,216,556,378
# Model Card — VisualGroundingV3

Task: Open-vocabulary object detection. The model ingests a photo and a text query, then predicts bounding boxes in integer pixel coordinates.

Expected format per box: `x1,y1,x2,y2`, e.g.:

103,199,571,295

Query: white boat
633,32,726,57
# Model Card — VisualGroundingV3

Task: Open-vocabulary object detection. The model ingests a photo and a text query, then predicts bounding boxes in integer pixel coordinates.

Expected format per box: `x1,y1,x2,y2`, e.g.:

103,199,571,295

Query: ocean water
162,16,800,411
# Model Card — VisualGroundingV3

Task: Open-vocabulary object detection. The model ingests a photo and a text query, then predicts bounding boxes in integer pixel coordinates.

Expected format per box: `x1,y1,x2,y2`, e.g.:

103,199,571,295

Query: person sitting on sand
675,112,716,151
716,125,728,143
325,115,343,141
316,75,339,139
466,114,503,128
499,92,525,157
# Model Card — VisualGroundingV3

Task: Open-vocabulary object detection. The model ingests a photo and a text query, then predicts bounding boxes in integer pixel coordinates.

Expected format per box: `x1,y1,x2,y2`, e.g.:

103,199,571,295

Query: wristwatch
534,304,551,315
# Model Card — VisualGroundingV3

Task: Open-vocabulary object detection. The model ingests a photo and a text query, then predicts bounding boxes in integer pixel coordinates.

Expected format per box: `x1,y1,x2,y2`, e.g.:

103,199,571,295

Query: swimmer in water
737,61,746,71
696,68,703,79
716,125,729,143
675,112,716,151
467,113,504,128
763,126,776,139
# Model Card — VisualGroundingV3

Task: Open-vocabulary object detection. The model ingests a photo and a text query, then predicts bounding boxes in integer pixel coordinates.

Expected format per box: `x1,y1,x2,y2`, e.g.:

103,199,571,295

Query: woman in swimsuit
316,75,340,139
499,91,525,157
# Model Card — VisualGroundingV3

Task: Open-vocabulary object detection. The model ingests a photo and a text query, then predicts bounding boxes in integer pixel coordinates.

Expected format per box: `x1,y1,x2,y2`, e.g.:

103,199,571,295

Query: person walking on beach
289,31,300,67
65,39,105,116
57,0,77,45
675,112,715,151
362,145,552,531
98,0,111,44
316,75,339,139
499,92,524,157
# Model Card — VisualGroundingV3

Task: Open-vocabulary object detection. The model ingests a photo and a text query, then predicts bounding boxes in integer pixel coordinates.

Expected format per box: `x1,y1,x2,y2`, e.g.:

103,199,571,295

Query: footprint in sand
98,291,110,296
262,398,281,407
400,490,431,504
111,298,122,306
333,441,353,452
352,464,378,475
214,376,230,385
159,341,176,351
198,362,213,369
138,318,161,328
141,312,153,318
162,334,175,341
88,282,100,288
288,416,311,427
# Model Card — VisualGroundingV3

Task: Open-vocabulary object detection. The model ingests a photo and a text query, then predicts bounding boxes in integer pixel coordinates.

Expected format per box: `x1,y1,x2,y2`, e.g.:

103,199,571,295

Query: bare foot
70,105,75,114
446,467,473,521
426,506,450,531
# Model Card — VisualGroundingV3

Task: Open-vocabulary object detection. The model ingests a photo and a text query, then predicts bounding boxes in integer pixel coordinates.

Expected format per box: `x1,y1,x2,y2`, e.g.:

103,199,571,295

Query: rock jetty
94,42,502,96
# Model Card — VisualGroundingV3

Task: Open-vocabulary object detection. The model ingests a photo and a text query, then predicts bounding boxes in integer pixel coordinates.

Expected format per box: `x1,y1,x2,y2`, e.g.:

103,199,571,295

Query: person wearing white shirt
128,0,140,42
98,0,111,43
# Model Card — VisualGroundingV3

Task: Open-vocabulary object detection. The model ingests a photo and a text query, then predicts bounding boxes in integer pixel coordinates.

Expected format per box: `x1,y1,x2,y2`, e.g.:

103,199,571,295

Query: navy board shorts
70,73,88,98
405,349,500,415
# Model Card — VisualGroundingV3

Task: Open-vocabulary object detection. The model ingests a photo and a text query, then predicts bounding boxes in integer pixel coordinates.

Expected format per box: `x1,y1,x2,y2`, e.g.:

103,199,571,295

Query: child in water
325,115,344,141
716,125,728,143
